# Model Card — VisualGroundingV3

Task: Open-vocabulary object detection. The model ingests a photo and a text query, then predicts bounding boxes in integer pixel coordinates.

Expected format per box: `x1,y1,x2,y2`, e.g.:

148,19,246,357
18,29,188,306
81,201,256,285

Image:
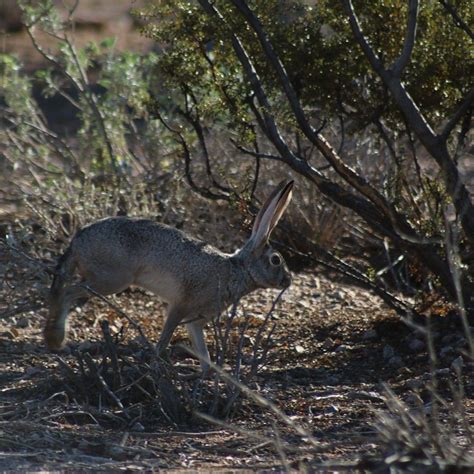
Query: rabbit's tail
44,245,76,350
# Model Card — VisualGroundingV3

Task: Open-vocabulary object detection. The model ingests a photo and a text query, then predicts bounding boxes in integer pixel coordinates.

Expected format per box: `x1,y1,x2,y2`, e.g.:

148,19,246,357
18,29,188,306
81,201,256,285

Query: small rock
440,346,454,358
329,291,345,301
15,317,29,328
396,367,412,376
383,344,395,360
322,339,333,350
407,378,423,390
312,277,321,289
335,344,348,353
362,329,377,341
77,341,93,352
408,339,425,352
131,422,145,432
295,344,305,354
298,300,312,309
388,356,403,368
451,356,464,371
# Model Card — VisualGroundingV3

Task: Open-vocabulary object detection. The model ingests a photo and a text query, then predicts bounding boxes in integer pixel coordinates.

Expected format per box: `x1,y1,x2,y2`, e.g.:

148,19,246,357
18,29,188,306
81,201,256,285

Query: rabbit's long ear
248,180,294,254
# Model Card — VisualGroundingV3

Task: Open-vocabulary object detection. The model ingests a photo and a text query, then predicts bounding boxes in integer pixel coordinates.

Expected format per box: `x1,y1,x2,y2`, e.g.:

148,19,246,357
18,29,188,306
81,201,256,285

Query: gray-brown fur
45,180,294,371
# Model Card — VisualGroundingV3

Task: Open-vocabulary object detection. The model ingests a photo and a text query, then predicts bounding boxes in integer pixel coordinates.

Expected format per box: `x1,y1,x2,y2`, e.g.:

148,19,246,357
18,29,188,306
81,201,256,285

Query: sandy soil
0,265,472,471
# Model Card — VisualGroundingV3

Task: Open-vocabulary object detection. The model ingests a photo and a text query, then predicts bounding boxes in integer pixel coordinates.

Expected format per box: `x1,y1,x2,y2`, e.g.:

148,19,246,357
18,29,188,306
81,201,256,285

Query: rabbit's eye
270,253,282,266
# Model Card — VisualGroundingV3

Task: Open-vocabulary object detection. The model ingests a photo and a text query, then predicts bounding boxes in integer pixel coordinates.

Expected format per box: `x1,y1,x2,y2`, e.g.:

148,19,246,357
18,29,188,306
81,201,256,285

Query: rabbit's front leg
186,320,211,373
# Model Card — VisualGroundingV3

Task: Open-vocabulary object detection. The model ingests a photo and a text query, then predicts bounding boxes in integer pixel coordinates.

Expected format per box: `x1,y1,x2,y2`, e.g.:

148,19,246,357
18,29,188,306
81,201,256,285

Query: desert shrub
376,381,474,471
0,2,291,423
138,0,474,308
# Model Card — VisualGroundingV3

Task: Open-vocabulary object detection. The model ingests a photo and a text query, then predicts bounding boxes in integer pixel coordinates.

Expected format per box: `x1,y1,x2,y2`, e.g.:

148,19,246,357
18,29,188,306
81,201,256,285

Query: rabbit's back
71,217,231,305
73,217,207,258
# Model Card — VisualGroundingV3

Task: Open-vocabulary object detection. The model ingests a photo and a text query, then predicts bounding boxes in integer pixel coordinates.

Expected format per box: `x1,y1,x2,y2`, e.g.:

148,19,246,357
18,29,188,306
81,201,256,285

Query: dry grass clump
2,299,281,431
376,381,473,471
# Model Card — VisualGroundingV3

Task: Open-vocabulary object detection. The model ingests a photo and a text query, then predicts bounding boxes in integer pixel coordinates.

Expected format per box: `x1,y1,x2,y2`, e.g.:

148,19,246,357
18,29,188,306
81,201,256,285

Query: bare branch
63,34,118,174
230,0,324,134
441,86,474,139
454,107,472,159
82,285,150,347
186,1,468,307
21,17,118,174
155,110,230,202
438,0,474,41
392,0,419,76
230,141,283,162
67,0,80,20
248,128,261,200
343,0,474,242
198,1,452,247
229,0,410,232
178,85,231,193
18,1,122,175
223,2,451,252
276,238,414,318
342,0,385,76
197,2,309,170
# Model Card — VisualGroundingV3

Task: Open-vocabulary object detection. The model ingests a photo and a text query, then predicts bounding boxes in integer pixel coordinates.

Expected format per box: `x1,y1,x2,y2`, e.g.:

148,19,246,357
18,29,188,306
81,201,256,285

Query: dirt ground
0,263,472,471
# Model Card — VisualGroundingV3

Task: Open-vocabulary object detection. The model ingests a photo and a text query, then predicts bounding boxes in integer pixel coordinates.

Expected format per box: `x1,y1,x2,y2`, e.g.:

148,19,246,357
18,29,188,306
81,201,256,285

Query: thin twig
438,0,474,40
82,352,131,420
391,0,419,76
441,87,474,140
81,284,151,348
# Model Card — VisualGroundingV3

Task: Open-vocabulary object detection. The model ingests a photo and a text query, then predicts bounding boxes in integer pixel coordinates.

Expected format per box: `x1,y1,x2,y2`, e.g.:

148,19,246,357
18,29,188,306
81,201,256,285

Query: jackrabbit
45,180,294,370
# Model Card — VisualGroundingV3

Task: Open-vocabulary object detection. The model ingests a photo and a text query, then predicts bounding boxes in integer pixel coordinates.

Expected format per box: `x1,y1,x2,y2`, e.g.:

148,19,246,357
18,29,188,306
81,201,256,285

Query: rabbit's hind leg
45,275,132,351
156,305,189,359
45,284,89,350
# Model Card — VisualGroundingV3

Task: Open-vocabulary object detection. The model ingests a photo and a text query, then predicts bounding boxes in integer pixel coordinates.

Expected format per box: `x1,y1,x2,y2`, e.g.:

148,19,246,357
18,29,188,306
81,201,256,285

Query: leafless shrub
0,228,51,320
54,320,192,428
376,381,473,471
28,284,282,428
374,205,474,471
190,288,286,418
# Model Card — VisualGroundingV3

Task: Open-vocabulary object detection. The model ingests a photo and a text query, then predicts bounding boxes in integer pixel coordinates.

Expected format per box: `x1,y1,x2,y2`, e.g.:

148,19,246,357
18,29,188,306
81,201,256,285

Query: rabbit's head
238,180,294,290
